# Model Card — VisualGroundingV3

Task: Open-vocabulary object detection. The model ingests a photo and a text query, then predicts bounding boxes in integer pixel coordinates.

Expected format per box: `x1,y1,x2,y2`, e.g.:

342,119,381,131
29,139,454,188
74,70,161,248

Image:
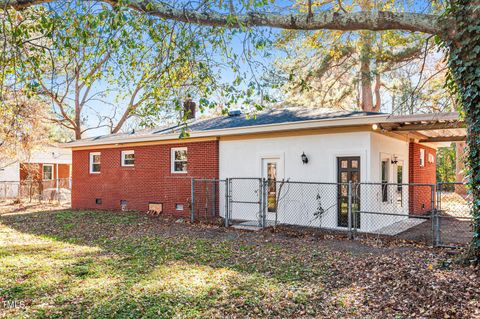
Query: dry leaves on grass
0,203,479,318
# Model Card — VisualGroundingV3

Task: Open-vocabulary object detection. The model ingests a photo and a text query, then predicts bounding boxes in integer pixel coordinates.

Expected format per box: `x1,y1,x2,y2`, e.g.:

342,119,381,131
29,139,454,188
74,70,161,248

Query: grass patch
0,209,331,318
0,206,477,318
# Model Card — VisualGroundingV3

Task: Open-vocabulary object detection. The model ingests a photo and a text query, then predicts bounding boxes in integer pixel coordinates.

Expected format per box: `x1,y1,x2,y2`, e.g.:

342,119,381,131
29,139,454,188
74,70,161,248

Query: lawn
0,203,478,318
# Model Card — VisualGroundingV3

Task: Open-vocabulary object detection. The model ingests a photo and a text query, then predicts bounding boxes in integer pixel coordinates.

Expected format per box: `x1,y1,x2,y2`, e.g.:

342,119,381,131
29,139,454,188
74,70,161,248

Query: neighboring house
0,146,72,198
64,104,465,231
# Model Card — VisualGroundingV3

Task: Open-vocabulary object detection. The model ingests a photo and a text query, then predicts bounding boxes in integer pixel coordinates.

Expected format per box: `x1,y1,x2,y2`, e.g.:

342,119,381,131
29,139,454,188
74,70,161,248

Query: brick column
408,142,436,215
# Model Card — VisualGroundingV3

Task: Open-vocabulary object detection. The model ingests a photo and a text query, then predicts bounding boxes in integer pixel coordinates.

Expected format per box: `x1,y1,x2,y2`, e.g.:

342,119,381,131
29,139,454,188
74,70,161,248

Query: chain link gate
224,178,266,228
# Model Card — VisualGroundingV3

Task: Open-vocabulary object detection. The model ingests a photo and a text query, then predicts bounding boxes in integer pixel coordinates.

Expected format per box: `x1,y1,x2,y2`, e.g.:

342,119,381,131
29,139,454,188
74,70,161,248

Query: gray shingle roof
68,107,384,146
188,108,382,131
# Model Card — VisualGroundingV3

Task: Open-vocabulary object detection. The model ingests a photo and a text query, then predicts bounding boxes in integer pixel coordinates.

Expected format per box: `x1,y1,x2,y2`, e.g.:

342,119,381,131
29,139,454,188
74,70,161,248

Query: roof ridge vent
228,109,242,117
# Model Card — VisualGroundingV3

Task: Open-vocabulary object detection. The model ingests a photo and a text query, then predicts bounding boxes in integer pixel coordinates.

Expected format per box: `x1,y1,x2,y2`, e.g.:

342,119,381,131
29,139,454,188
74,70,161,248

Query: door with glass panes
337,157,360,228
262,158,282,216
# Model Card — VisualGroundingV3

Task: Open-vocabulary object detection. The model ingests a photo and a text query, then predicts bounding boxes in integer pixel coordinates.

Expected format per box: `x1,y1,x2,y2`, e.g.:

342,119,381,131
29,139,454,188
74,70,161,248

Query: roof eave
62,113,388,148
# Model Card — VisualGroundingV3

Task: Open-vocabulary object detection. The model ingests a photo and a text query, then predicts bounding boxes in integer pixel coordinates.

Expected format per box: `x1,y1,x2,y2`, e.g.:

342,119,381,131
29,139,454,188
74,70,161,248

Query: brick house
64,105,464,229
0,145,72,198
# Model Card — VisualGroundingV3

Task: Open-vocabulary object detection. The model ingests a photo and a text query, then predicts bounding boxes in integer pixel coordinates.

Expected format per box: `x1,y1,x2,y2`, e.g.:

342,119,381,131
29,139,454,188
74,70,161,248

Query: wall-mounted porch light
301,152,309,164
391,155,399,165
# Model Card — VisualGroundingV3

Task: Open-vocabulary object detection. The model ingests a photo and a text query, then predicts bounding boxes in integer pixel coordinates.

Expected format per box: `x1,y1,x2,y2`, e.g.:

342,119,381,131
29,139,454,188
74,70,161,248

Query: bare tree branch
4,0,445,35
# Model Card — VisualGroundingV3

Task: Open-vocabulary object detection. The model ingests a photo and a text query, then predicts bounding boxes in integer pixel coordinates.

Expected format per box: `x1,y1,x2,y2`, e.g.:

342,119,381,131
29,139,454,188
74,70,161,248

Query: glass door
262,159,280,214
337,157,361,228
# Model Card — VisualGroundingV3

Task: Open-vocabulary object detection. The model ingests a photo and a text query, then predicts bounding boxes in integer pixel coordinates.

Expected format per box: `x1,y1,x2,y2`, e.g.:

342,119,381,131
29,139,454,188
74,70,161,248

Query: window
396,163,403,191
175,203,184,211
396,162,404,207
42,164,53,180
95,198,102,205
90,152,101,173
419,148,425,167
266,162,277,213
171,147,187,173
381,160,389,202
121,150,135,167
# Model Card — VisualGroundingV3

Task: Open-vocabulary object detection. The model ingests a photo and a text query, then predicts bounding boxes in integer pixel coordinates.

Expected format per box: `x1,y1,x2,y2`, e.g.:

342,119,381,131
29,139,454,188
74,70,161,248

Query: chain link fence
353,183,435,245
191,178,474,247
190,178,226,222
0,178,71,203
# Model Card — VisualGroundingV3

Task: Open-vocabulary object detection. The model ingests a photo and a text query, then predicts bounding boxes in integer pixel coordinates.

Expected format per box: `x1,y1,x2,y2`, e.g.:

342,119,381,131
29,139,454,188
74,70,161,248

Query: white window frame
89,152,101,174
419,148,425,167
171,147,188,173
42,164,54,180
121,150,135,167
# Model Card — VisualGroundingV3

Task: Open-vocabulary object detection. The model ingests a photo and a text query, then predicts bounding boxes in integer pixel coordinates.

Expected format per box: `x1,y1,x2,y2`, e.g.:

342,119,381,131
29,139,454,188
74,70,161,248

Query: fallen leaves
0,203,478,318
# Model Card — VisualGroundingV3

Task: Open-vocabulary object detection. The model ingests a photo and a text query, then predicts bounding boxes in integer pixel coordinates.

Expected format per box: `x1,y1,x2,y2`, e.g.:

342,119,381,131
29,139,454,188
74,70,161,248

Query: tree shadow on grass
0,208,358,318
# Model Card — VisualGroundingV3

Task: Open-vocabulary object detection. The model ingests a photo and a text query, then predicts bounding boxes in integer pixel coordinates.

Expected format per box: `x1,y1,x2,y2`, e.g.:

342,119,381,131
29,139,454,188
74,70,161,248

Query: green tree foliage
2,3,272,140
17,3,224,139
436,144,456,184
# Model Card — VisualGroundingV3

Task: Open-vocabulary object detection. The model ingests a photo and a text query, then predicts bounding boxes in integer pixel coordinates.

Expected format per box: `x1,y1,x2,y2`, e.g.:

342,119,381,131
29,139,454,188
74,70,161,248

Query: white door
262,158,282,217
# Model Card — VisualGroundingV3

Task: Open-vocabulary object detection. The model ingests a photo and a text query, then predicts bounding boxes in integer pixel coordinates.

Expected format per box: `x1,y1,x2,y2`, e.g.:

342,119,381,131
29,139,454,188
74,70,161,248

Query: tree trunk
455,141,467,196
74,127,82,140
359,33,378,113
360,56,374,112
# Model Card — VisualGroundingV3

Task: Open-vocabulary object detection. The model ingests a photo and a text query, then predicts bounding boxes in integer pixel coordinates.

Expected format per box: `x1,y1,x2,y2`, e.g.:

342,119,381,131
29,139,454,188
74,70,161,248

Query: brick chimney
183,98,196,120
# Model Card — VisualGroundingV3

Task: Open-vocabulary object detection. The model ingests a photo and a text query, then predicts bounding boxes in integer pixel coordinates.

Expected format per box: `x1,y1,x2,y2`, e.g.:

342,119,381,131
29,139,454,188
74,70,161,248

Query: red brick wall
409,142,436,215
58,164,71,179
20,163,71,181
71,140,219,216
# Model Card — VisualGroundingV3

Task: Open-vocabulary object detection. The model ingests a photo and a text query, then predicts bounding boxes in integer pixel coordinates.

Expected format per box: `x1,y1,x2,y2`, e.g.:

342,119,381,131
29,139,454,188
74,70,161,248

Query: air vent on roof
228,110,242,117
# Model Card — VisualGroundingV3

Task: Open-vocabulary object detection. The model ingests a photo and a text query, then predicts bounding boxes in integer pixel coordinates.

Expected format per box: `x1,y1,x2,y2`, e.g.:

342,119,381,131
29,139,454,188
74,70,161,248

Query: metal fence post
433,183,441,246
212,180,217,218
190,178,195,223
258,178,263,228
224,179,230,227
262,178,267,228
347,181,353,239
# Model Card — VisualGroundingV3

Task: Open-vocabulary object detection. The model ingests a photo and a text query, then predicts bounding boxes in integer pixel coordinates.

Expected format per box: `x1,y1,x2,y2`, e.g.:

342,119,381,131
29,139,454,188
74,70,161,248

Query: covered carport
379,112,465,145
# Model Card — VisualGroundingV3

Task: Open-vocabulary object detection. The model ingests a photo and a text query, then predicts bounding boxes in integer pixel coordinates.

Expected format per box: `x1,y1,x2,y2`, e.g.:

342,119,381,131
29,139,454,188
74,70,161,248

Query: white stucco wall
219,131,411,232
220,132,371,182
360,132,411,231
